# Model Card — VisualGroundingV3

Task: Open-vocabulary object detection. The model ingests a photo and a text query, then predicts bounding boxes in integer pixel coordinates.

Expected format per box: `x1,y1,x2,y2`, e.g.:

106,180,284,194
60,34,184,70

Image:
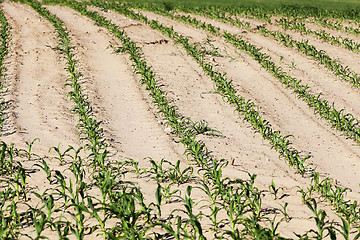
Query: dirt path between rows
266,20,360,74
238,15,360,75
2,2,80,153
43,7,205,235
303,19,360,43
2,1,83,193
1,2,85,238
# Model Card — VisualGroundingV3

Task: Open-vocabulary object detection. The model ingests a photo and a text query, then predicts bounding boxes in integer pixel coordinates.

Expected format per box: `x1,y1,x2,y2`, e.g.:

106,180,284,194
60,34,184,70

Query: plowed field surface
2,1,360,239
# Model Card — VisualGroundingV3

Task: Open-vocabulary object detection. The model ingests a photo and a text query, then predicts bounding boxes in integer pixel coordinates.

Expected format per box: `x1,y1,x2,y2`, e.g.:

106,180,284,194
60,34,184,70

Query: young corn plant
172,186,206,240
269,179,284,200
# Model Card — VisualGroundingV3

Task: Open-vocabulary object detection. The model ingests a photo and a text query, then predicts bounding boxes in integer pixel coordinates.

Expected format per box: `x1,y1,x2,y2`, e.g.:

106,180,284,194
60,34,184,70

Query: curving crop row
7,0,122,238
257,26,360,86
2,0,358,238
97,2,360,230
6,0,159,238
98,0,311,175
276,17,360,54
0,10,10,131
189,7,360,91
308,17,360,37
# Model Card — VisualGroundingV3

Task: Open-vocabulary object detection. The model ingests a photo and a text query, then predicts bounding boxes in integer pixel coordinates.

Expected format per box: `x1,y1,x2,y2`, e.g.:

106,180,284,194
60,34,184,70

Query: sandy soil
2,2,79,153
2,1,360,239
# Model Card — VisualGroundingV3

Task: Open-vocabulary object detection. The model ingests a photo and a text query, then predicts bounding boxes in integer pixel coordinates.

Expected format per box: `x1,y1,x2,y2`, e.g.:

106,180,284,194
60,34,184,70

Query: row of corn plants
0,10,10,131
5,0,112,238
255,26,360,87
186,7,360,90
94,1,360,232
0,9,38,239
0,142,29,239
305,17,360,38
40,0,313,238
0,6,50,239
18,0,212,238
125,2,360,158
276,17,360,54
171,7,360,152
88,0,360,232
211,4,360,25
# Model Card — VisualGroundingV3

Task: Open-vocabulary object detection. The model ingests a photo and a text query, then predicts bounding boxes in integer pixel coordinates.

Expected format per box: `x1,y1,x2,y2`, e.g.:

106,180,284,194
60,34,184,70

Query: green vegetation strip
91,0,360,230
276,17,360,54
0,10,10,131
194,8,360,90
309,17,360,38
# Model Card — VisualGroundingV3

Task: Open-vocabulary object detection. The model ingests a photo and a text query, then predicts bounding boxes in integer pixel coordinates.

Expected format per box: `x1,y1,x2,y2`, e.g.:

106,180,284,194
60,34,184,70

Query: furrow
2,1,80,153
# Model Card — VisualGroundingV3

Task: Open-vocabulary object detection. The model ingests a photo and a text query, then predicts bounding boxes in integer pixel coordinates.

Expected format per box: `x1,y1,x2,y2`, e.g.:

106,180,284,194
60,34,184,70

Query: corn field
1,0,360,239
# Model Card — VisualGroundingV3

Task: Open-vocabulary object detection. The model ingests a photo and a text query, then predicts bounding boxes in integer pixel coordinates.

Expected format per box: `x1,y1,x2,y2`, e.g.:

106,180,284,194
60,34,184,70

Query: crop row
0,12,28,236
276,17,360,54
96,0,360,232
1,0,358,238
190,7,360,91
255,26,360,93
0,10,9,131
2,0,155,238
88,0,360,235
308,17,360,38
170,7,360,226
0,0,112,238
0,9,25,239
177,7,360,158
221,5,360,24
